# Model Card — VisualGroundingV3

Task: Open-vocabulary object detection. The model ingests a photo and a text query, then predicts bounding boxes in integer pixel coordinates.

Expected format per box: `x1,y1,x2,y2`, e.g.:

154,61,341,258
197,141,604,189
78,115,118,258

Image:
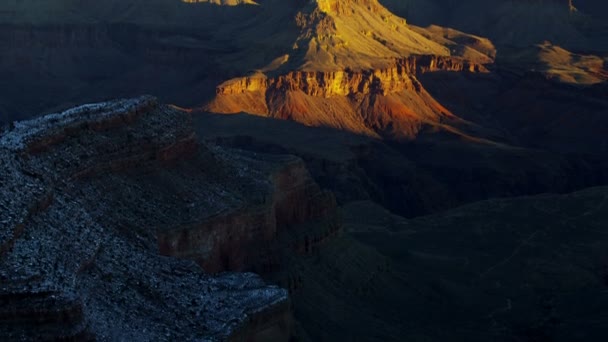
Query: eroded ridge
0,97,343,340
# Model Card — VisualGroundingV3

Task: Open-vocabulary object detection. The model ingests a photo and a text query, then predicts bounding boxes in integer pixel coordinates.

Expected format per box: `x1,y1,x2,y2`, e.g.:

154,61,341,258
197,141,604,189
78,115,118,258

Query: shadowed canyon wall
1,97,346,341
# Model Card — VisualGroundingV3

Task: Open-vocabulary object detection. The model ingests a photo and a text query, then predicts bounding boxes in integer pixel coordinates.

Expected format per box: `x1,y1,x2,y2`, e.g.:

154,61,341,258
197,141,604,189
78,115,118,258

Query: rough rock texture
215,56,486,98
289,0,450,71
0,96,341,341
203,0,498,140
158,157,337,273
206,55,490,139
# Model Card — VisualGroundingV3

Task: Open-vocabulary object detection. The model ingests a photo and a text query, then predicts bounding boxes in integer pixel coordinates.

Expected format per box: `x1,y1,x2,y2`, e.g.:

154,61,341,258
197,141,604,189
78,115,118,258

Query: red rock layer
206,55,486,139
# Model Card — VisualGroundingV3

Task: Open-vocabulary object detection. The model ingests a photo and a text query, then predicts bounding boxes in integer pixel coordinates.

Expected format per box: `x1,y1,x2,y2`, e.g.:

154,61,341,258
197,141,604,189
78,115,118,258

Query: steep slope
196,112,608,218
205,0,495,140
289,0,450,71
193,110,608,341
0,96,342,341
0,0,603,151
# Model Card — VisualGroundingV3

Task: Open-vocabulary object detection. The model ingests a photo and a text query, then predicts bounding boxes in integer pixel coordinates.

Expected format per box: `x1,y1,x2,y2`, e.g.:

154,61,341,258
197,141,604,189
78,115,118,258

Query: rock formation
0,96,340,341
204,0,496,140
208,57,491,139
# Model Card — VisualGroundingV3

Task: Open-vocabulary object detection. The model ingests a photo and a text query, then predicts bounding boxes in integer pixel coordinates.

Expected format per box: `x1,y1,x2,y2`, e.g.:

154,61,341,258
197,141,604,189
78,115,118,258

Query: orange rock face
317,0,383,15
207,55,486,139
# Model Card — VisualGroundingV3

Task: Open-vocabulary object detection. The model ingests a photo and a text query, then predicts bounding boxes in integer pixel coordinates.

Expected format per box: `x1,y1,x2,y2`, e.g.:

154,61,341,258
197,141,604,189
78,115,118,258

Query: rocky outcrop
158,158,337,273
207,54,487,139
316,0,384,15
216,56,485,98
0,97,344,340
202,0,497,140
1,96,157,153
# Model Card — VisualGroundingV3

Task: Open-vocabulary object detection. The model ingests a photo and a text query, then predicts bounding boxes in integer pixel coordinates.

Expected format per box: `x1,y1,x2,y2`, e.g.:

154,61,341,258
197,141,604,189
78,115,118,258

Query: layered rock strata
0,96,335,340
215,56,486,98
207,55,488,139
157,157,337,273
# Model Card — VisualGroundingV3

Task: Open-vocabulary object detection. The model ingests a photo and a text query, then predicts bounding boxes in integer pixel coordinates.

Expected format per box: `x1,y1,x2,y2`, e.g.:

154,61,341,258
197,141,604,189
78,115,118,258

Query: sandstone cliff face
207,55,486,139
203,0,496,140
316,0,384,15
0,96,347,341
217,56,486,97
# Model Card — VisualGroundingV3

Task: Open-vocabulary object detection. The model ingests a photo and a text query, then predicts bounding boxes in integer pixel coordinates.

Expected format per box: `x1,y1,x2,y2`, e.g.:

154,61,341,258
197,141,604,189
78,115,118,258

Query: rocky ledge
206,54,488,139
214,56,486,98
0,96,335,341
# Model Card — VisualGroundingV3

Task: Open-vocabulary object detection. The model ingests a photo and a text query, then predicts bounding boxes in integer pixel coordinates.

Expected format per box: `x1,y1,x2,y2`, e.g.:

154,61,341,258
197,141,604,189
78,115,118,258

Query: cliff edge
0,96,335,341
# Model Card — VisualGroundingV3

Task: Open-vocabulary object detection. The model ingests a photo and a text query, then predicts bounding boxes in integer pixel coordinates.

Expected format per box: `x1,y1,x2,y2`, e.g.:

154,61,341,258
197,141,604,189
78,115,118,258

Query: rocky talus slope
0,96,337,341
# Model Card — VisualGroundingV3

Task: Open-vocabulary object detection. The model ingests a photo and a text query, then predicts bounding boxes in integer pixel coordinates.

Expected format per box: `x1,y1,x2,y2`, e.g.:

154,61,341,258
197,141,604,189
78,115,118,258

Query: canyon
202,0,607,148
0,0,607,341
204,0,499,140
2,96,607,341
207,55,489,139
